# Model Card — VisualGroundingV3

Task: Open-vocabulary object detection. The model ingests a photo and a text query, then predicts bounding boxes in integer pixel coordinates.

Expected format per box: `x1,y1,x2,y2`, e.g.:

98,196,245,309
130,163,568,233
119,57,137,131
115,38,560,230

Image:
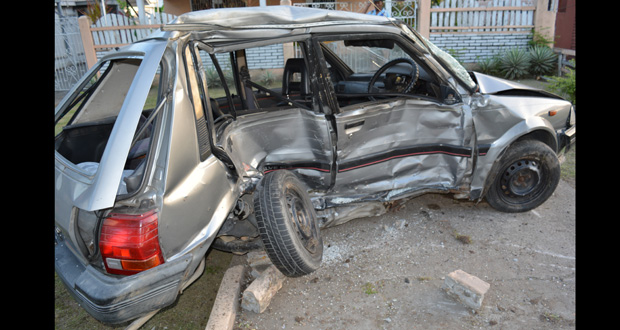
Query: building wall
554,0,575,50
202,44,285,70
164,0,192,15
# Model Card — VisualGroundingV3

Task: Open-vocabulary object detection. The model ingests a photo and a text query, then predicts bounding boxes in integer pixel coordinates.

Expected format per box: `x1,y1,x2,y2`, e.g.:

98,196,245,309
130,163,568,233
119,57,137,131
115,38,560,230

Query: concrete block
205,264,248,330
241,265,286,314
246,250,271,268
443,269,490,310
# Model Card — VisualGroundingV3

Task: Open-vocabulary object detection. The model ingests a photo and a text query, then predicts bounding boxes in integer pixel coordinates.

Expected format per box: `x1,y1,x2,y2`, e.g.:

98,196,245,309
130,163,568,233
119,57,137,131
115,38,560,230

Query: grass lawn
560,145,576,188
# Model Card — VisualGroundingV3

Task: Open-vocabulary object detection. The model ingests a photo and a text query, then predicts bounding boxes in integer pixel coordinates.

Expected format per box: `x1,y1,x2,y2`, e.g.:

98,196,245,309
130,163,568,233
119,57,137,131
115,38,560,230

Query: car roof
163,5,396,32
161,5,405,52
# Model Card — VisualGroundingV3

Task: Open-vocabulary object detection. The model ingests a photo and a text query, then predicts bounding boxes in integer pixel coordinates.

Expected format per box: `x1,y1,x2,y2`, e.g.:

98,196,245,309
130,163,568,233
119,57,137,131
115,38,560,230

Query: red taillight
99,210,164,275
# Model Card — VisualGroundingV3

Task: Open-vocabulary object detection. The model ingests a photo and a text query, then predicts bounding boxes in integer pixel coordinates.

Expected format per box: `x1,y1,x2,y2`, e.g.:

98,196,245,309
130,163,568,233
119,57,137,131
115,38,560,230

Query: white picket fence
90,12,177,55
430,0,537,34
60,0,560,91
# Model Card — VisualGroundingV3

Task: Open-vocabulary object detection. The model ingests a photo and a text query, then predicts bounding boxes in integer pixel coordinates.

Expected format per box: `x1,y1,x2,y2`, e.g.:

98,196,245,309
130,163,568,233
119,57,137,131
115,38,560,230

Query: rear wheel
485,140,560,213
253,170,323,277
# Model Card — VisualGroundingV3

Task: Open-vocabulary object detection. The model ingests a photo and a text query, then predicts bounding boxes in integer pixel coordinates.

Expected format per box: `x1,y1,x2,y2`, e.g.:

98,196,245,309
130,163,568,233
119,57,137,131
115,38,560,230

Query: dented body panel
331,98,474,198
219,109,334,189
467,72,575,197
54,6,575,324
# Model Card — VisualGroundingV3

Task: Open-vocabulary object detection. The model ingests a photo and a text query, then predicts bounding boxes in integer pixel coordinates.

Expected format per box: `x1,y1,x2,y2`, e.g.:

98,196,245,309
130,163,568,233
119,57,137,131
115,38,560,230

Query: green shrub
261,70,276,86
476,55,501,75
529,46,557,77
205,68,222,88
546,59,576,105
528,29,555,48
499,48,530,80
223,70,235,85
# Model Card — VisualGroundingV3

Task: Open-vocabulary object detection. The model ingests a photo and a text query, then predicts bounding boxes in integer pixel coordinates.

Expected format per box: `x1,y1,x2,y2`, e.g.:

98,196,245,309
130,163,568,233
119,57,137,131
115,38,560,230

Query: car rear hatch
54,40,167,260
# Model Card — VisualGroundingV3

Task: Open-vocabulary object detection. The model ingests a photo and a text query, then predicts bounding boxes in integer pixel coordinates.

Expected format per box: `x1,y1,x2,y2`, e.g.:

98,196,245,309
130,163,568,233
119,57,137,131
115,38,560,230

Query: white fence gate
55,16,89,91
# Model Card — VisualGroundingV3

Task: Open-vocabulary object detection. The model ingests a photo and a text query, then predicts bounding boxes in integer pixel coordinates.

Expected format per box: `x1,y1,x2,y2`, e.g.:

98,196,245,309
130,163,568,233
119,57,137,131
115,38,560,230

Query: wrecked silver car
54,6,575,324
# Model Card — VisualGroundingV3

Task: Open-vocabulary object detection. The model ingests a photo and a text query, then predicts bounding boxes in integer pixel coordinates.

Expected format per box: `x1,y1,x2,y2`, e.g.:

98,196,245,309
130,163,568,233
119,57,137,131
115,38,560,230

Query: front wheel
253,170,323,277
485,140,560,213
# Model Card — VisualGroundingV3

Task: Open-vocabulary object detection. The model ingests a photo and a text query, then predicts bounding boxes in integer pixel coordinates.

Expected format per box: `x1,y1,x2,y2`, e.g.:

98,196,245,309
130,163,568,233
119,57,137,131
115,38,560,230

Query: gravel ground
234,180,576,330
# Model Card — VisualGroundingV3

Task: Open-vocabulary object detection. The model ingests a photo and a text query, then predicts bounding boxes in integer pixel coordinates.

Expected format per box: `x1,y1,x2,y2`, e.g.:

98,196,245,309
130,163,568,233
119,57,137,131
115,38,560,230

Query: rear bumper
55,237,192,324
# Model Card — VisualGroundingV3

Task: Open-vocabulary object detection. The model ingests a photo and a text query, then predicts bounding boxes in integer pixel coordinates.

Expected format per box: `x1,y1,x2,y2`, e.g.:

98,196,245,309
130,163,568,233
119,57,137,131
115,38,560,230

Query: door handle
344,120,364,135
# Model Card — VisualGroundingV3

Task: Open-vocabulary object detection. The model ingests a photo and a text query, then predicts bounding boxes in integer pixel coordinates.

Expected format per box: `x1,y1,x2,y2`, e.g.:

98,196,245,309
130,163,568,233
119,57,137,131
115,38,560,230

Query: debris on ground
442,269,490,310
205,264,247,330
241,251,286,314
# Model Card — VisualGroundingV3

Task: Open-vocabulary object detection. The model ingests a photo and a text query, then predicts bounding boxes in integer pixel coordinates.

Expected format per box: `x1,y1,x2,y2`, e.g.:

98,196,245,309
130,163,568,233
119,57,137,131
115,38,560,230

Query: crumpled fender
470,115,557,199
472,72,563,100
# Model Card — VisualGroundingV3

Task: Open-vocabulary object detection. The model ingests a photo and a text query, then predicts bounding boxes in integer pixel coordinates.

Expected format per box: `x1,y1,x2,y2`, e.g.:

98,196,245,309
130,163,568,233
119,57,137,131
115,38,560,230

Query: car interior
55,59,156,169
201,36,443,125
54,36,446,196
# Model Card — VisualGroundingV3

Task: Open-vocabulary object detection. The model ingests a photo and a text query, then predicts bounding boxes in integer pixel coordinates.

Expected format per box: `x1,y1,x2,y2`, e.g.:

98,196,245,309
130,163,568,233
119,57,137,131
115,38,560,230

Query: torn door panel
331,98,475,199
218,108,334,190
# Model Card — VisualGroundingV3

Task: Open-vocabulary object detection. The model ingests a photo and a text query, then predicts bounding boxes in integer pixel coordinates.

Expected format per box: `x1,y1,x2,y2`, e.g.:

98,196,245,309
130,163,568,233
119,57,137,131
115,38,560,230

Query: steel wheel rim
499,159,545,202
285,188,319,254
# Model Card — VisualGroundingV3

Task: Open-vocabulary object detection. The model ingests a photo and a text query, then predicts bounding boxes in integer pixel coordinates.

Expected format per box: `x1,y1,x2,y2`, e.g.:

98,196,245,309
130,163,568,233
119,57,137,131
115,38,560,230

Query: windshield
402,25,478,92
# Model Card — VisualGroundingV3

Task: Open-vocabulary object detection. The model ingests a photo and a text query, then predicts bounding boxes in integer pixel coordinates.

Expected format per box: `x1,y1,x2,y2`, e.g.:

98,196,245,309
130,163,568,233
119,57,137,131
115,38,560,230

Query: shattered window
323,40,408,74
244,42,311,109
201,52,238,99
319,38,439,107
54,60,132,137
55,57,163,194
198,41,313,115
55,59,142,165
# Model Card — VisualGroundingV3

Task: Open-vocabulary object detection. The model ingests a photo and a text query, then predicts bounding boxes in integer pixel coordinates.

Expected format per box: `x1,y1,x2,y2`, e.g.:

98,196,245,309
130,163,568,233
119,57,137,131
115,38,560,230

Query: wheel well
514,129,557,153
479,129,557,200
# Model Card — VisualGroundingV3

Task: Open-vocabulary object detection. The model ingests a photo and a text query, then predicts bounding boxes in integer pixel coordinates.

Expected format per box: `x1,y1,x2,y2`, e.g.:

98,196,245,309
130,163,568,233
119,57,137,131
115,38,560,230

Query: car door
314,36,476,201
192,37,335,191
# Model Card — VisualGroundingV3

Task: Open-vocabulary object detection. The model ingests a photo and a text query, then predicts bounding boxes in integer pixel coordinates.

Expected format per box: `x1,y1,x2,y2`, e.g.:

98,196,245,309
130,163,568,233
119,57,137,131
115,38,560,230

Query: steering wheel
368,58,419,99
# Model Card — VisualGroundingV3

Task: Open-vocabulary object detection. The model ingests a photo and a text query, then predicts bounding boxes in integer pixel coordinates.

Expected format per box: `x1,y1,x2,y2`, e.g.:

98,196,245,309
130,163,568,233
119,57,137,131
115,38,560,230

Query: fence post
417,0,430,38
78,16,98,70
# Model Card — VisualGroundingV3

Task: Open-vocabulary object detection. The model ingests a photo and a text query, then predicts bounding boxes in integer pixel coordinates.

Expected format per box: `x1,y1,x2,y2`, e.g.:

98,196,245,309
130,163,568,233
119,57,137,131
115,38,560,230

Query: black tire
485,140,560,213
253,170,323,277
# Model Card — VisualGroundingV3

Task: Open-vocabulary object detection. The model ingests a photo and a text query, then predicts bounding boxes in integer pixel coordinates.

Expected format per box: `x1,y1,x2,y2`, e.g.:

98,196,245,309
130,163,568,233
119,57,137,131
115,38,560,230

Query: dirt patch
234,181,575,329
